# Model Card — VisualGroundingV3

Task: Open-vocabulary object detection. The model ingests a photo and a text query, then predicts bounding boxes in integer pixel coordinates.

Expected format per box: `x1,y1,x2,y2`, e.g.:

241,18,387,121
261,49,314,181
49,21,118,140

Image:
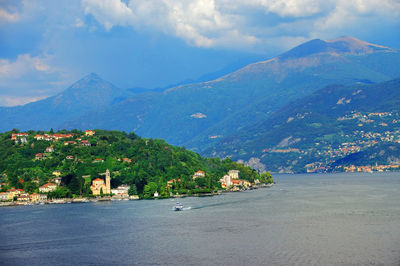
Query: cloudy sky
0,0,399,106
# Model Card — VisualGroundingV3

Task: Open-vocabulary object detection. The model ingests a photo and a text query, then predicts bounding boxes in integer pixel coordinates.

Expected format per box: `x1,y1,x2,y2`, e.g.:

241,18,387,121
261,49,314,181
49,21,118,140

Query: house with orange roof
35,153,46,160
122,158,132,163
39,183,57,193
166,178,181,188
85,130,95,136
6,188,24,199
34,134,45,140
193,170,205,180
30,193,41,202
0,192,9,201
80,140,90,146
17,193,30,202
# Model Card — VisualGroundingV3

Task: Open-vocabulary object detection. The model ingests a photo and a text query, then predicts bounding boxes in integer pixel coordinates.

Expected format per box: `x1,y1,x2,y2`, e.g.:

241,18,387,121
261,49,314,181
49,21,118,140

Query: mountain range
0,36,399,172
204,78,400,172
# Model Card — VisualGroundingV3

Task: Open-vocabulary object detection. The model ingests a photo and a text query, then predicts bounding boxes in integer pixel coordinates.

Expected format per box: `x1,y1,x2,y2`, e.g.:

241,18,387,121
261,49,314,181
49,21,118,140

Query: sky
0,0,399,107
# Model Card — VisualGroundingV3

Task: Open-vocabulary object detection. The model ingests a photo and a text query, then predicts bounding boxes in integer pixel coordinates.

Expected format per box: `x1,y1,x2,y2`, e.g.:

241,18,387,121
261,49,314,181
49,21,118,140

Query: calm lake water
1,172,400,265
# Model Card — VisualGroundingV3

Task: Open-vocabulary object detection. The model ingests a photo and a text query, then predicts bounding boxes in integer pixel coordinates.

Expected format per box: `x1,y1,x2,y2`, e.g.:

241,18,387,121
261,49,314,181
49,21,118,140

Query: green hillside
0,129,269,199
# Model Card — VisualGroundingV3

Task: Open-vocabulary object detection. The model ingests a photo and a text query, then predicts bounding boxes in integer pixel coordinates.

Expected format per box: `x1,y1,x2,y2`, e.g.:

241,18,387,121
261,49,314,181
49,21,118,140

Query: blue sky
0,0,399,106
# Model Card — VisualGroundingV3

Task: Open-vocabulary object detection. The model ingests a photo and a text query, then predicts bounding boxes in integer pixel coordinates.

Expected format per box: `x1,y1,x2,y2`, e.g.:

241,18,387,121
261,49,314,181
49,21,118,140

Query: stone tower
105,169,111,194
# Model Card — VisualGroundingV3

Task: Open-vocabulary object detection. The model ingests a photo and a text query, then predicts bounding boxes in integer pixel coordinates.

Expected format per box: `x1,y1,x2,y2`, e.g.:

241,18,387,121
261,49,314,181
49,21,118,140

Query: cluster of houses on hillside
11,130,95,143
343,164,400,173
0,187,48,203
34,133,75,141
11,133,28,144
192,169,253,191
219,170,252,191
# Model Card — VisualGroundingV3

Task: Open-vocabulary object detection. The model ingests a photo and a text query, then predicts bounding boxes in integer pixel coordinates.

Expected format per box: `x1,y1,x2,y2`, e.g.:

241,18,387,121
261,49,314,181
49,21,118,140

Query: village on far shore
0,168,273,206
0,130,274,207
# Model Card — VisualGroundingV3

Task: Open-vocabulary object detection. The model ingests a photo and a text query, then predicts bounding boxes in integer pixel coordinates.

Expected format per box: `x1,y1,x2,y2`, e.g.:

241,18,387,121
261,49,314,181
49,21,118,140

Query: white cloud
82,0,400,50
0,95,48,107
83,0,134,30
74,18,85,28
0,54,52,78
0,53,70,102
0,8,19,23
82,0,258,48
240,0,326,17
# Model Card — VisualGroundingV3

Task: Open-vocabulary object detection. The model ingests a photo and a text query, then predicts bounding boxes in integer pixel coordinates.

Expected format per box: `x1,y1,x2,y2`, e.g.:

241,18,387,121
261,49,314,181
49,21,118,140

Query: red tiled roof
41,183,57,188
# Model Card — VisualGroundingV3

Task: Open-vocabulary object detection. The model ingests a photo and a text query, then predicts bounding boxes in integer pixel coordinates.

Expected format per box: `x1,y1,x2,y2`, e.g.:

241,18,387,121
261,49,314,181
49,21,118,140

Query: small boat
174,202,184,211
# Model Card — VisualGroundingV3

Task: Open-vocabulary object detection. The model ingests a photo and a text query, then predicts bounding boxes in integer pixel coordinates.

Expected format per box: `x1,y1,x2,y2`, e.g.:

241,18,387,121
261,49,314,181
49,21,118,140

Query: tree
68,175,82,195
143,182,158,199
24,182,37,194
128,184,137,195
260,172,273,184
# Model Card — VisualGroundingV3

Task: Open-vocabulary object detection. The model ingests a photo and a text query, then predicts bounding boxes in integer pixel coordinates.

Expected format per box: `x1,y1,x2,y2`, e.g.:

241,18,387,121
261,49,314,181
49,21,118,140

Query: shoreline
0,183,274,207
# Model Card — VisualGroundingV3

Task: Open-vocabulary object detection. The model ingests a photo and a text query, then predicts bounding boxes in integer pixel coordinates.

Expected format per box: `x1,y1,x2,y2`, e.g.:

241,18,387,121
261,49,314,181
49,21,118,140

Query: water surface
1,172,400,265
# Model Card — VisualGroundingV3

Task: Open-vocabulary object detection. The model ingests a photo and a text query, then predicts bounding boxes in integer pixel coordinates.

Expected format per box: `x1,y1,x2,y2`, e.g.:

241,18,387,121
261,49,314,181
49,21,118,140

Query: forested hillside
0,129,269,199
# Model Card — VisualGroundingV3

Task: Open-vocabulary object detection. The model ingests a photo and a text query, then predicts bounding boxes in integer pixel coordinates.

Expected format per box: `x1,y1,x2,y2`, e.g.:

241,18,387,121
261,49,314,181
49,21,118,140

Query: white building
228,170,240,180
0,192,9,201
39,183,58,193
111,185,130,197
219,170,240,189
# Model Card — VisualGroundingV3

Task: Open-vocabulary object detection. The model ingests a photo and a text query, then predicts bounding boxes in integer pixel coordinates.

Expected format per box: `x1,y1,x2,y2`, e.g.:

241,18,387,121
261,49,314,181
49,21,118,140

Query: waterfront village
0,168,270,206
0,130,273,206
260,111,400,173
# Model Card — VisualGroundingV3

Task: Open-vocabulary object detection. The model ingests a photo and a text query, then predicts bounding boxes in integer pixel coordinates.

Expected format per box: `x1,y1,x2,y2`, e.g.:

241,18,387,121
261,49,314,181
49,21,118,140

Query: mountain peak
81,72,102,82
69,73,106,90
279,36,392,60
326,36,391,53
86,72,101,79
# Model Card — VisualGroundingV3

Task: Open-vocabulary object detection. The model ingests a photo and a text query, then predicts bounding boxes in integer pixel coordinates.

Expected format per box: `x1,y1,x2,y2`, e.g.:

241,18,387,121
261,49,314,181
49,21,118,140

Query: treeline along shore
0,129,273,206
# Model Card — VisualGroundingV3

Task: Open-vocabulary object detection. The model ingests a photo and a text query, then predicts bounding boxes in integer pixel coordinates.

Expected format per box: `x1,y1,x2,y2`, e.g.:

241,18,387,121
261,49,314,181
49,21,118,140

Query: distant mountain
62,37,400,147
0,73,132,131
1,37,400,155
203,78,400,173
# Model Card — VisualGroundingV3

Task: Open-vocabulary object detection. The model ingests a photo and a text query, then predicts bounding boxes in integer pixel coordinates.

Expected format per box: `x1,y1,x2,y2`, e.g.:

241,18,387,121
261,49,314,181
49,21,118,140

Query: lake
1,172,400,265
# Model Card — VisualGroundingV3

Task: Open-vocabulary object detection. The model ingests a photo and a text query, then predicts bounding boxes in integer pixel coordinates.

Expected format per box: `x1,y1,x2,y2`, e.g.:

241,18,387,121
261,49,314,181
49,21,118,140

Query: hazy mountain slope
63,37,400,149
0,73,132,131
203,78,400,172
1,37,400,152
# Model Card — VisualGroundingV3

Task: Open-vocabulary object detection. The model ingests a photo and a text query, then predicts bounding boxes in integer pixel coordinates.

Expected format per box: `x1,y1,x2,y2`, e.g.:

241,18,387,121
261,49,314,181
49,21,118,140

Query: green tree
128,184,137,195
143,182,158,199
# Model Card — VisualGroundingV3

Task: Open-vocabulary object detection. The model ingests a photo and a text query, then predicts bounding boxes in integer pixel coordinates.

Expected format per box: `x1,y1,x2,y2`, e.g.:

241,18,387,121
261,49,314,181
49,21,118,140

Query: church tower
105,169,111,194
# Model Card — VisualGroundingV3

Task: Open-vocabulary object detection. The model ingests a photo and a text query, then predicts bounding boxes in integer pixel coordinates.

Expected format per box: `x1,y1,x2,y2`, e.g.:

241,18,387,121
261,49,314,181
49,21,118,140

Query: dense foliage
0,129,270,198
